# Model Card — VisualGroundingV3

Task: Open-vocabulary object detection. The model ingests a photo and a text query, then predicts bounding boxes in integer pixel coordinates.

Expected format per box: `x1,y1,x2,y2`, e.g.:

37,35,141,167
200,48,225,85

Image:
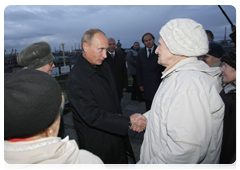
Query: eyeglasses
49,61,54,66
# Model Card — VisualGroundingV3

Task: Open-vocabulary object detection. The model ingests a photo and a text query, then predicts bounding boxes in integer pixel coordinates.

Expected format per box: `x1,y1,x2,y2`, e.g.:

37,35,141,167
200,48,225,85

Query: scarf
223,80,238,94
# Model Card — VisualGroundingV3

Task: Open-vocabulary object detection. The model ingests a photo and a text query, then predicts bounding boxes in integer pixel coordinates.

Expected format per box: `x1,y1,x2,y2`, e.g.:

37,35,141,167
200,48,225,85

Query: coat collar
76,54,108,78
161,57,218,79
144,44,157,58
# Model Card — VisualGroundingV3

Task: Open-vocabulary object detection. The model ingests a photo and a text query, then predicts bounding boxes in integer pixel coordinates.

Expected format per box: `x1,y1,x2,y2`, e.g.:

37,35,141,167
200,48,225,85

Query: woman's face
36,61,55,75
155,37,176,67
221,62,236,83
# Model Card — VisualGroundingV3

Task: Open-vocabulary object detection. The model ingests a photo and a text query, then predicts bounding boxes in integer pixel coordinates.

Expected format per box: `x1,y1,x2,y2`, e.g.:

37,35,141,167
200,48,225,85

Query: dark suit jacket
66,54,135,164
136,44,165,101
104,50,128,100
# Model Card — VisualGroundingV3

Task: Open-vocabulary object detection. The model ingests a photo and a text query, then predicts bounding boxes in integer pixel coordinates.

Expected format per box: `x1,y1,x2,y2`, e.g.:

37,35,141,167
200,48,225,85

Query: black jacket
219,90,236,164
229,31,236,47
104,50,128,100
66,54,135,164
136,44,165,101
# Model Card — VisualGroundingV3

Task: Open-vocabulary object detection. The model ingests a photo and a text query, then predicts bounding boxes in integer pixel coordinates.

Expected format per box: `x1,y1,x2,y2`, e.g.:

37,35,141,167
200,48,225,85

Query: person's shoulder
136,48,146,56
115,51,126,60
78,149,104,164
115,50,124,56
139,47,145,53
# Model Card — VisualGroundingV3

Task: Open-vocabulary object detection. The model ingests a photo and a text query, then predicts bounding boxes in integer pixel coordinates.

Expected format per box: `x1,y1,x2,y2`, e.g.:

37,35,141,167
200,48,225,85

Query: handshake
129,113,147,133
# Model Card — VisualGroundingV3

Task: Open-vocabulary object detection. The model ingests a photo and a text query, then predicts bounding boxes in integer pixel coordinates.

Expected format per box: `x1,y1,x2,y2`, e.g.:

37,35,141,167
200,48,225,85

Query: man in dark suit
104,37,128,102
136,33,165,111
66,29,147,164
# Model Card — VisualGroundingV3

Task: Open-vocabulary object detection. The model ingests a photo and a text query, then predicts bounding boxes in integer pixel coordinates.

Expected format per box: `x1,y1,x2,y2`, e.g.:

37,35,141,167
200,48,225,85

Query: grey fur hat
17,41,55,69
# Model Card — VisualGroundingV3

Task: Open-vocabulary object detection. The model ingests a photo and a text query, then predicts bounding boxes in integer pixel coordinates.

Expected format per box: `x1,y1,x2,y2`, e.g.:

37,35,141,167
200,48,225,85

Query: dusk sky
3,2,237,54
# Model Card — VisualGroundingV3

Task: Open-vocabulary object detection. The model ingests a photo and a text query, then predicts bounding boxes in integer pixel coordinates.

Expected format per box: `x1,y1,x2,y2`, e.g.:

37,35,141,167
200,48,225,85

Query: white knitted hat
159,18,209,57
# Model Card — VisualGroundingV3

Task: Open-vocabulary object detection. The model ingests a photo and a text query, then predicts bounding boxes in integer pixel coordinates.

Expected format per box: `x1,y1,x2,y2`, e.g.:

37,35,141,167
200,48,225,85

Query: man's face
108,39,116,53
143,34,154,48
133,43,140,50
83,32,108,66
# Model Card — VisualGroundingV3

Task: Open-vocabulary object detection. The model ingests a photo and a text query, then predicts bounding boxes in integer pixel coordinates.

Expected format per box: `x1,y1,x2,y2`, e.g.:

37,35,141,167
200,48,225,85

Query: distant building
116,39,127,58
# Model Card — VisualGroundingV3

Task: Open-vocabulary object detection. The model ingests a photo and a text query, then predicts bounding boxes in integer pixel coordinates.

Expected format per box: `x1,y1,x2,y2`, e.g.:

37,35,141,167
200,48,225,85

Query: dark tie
148,48,152,57
111,54,114,59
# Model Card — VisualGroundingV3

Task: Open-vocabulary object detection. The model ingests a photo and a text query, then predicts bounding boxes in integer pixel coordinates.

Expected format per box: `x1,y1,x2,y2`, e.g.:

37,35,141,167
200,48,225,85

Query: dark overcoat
219,90,236,164
104,50,128,100
66,54,135,164
136,44,165,101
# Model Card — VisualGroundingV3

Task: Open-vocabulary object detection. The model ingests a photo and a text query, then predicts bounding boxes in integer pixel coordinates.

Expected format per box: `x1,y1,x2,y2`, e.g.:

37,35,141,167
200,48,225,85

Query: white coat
138,57,224,164
4,136,103,164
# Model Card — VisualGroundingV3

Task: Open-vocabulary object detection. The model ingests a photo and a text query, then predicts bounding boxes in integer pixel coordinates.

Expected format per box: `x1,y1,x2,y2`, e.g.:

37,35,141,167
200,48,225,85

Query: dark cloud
4,5,236,53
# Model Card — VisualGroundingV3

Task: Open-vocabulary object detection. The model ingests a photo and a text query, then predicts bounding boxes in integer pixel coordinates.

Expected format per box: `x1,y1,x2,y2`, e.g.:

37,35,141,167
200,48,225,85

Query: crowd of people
4,18,236,165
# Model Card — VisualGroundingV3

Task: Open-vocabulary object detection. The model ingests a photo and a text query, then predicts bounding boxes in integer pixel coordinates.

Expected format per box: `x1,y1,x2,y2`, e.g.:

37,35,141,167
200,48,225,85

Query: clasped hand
130,113,147,133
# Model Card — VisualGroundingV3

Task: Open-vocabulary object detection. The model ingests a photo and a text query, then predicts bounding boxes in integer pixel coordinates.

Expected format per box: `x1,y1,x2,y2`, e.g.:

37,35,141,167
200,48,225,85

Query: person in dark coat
229,25,236,47
136,33,165,111
219,50,236,164
126,42,143,102
66,29,147,164
105,38,128,102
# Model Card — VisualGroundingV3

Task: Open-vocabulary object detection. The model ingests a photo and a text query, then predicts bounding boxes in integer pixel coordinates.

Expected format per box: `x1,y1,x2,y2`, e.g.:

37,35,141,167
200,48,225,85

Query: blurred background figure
4,69,103,164
201,41,226,67
205,30,214,41
126,42,144,102
200,41,226,91
136,33,165,111
105,37,128,103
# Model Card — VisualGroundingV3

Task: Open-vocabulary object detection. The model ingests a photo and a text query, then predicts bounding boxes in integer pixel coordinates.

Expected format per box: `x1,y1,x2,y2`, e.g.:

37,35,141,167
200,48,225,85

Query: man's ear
82,42,88,52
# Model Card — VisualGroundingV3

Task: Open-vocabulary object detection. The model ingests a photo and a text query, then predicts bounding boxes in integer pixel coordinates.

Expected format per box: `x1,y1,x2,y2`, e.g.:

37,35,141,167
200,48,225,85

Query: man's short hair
108,37,116,43
141,33,155,43
81,29,106,50
134,42,140,45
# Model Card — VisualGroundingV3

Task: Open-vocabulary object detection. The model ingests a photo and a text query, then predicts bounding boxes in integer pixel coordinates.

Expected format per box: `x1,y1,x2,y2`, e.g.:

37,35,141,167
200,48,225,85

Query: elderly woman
219,51,236,164
17,41,55,75
4,69,103,164
137,18,225,164
17,41,65,138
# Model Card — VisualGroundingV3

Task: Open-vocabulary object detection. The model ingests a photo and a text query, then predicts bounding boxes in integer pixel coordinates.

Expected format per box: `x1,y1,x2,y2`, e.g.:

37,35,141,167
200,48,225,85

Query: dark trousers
145,99,152,111
131,75,143,101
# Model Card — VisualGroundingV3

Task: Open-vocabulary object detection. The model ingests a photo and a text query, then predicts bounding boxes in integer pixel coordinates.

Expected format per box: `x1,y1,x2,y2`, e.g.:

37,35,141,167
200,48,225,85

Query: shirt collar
107,50,115,56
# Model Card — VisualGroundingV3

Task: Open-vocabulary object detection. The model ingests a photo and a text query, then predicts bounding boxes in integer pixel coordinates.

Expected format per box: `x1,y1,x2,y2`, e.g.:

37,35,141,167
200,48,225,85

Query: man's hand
130,113,147,133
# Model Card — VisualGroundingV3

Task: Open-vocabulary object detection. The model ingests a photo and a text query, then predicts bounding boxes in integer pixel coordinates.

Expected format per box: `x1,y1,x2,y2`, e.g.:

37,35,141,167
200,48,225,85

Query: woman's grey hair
81,29,106,50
